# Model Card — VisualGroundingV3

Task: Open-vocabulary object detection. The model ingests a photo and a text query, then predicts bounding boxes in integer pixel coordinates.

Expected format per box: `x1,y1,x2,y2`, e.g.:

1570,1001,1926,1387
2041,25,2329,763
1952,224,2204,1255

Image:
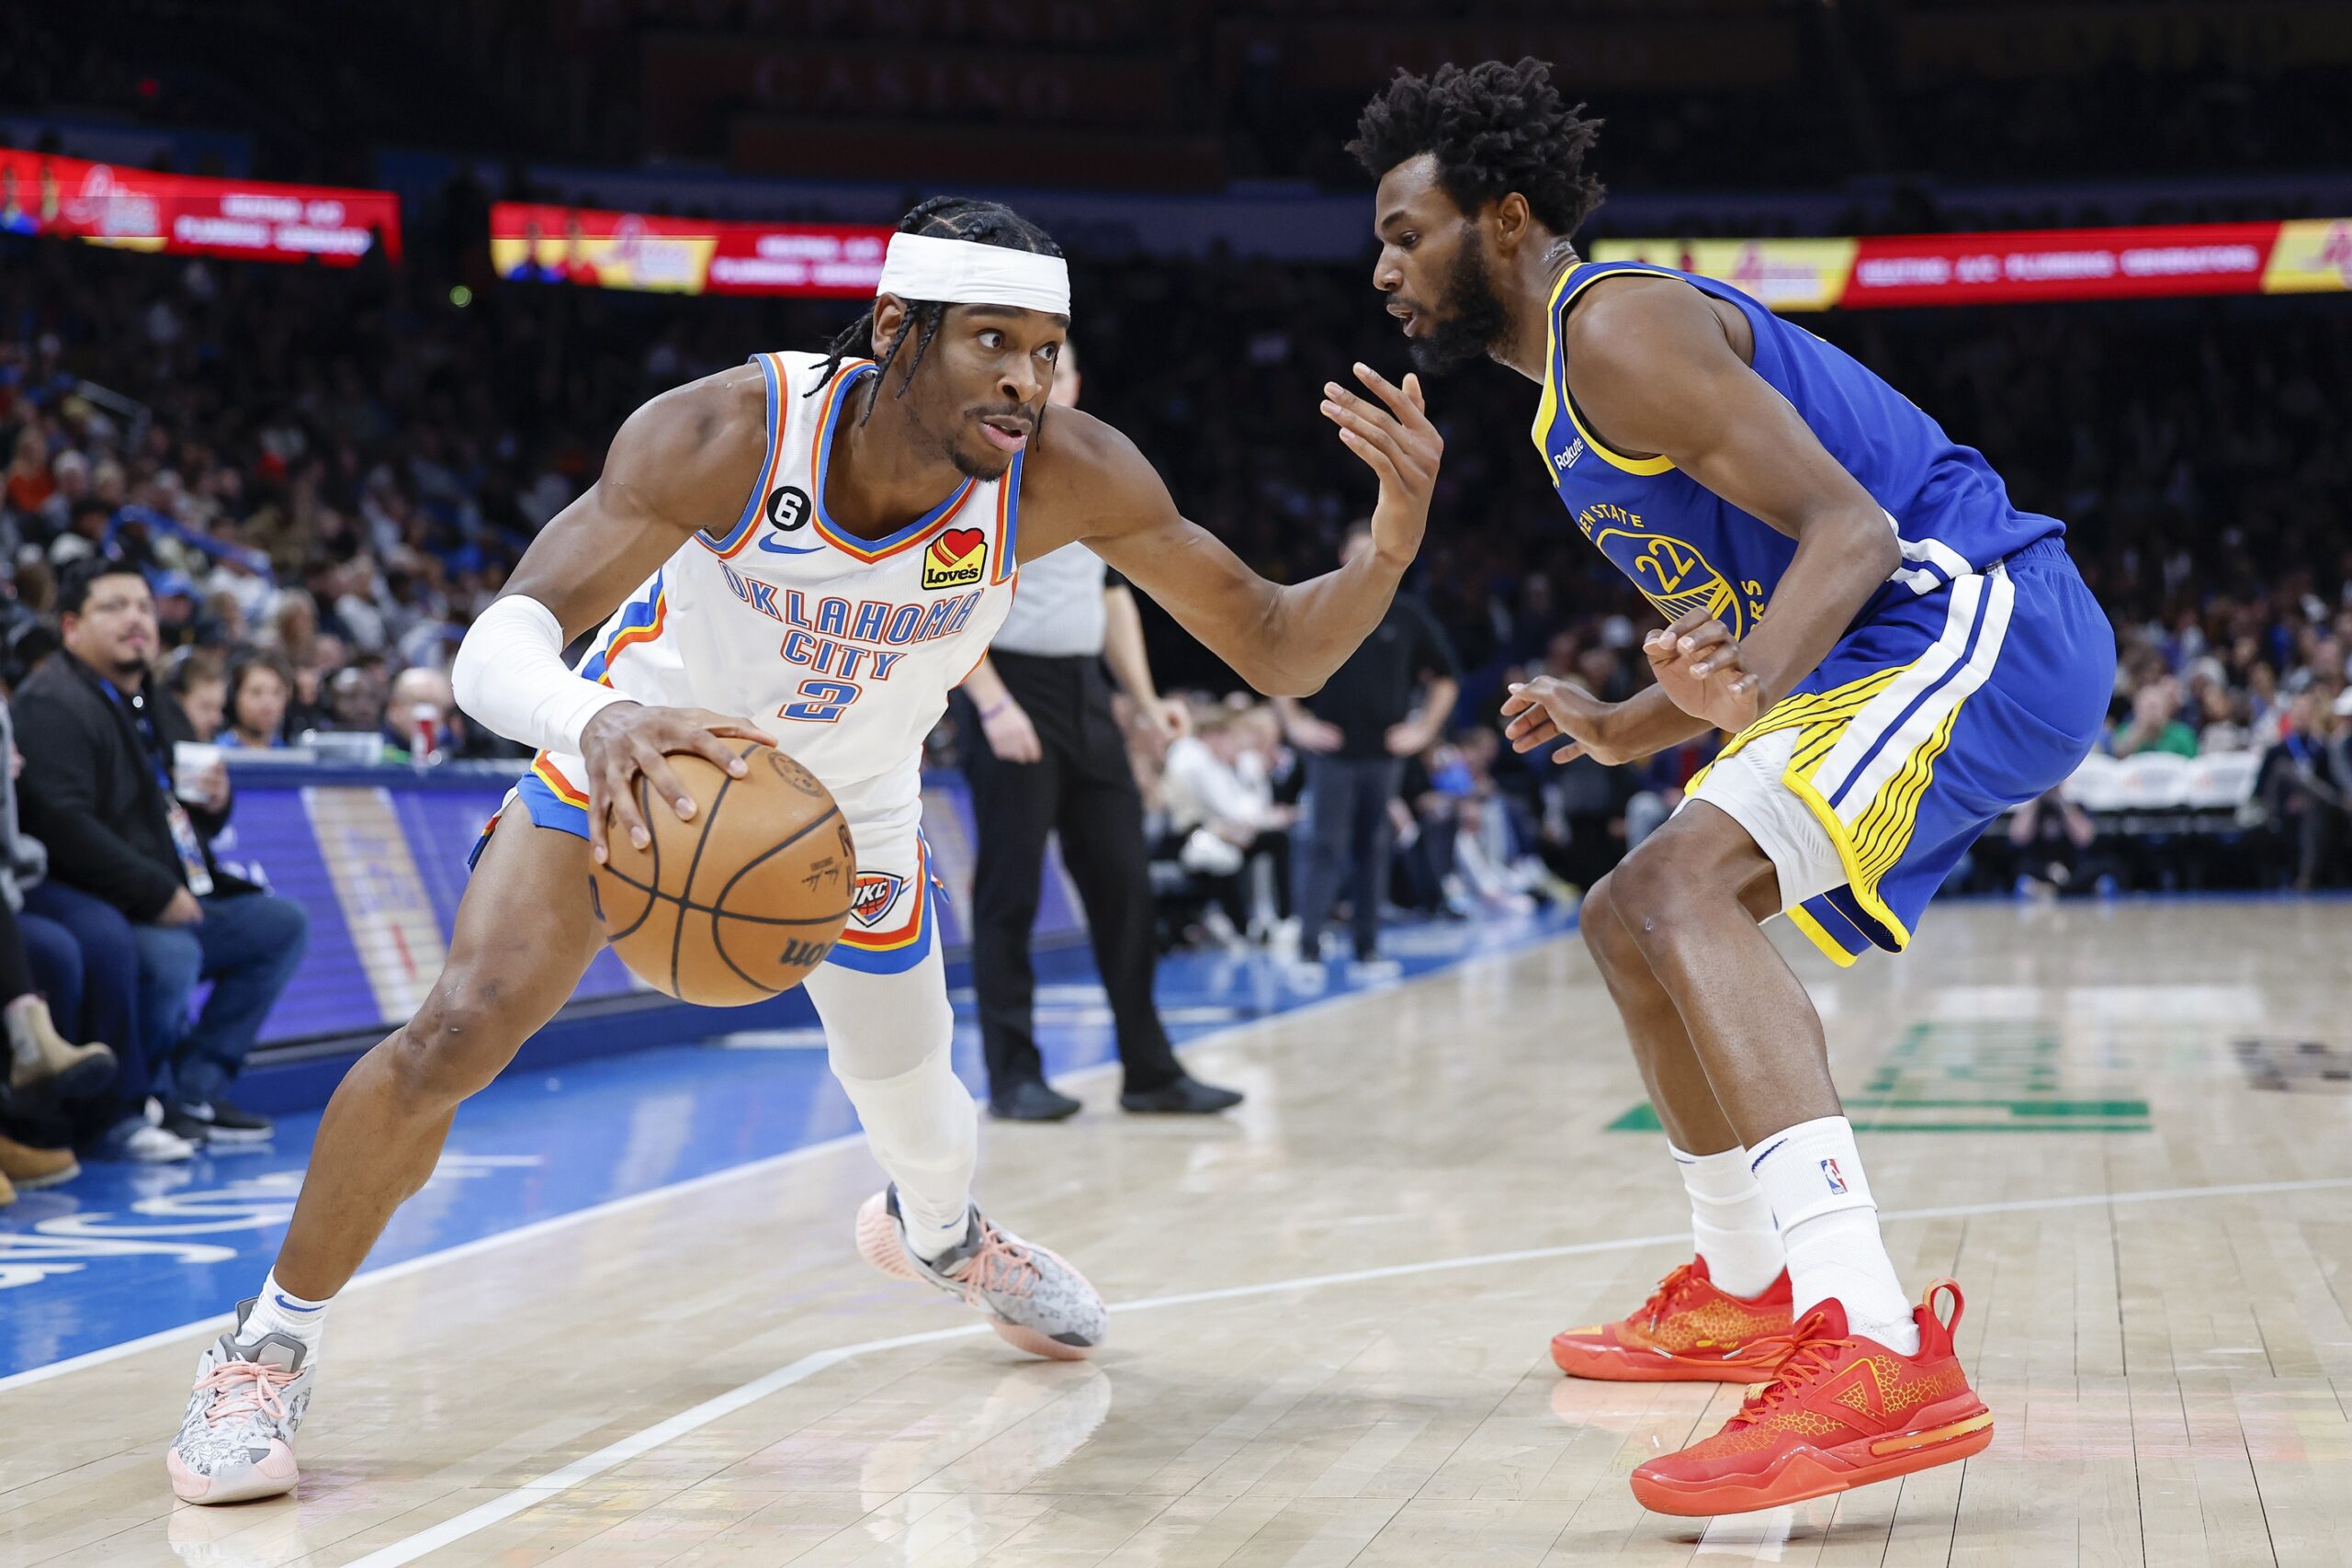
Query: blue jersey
1532,260,2062,637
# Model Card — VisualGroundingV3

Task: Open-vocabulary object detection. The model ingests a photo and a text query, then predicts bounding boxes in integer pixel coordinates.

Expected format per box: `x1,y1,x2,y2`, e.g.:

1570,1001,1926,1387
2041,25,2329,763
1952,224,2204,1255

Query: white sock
243,1270,331,1357
1748,1116,1919,1354
1670,1143,1784,1300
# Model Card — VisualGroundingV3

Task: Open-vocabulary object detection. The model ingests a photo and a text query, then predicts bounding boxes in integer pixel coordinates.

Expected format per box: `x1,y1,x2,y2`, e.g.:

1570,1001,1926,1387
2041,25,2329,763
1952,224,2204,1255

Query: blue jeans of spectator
1294,755,1408,963
132,892,309,1106
20,879,146,1116
19,910,83,1020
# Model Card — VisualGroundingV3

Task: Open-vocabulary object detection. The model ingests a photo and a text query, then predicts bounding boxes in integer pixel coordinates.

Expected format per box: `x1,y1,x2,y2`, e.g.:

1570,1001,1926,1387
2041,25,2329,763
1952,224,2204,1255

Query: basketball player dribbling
166,197,1442,1504
1351,62,2113,1515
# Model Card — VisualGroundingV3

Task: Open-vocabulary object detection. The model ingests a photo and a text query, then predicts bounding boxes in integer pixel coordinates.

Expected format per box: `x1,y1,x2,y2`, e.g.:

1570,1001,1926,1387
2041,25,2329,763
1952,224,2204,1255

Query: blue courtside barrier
220,757,1088,1103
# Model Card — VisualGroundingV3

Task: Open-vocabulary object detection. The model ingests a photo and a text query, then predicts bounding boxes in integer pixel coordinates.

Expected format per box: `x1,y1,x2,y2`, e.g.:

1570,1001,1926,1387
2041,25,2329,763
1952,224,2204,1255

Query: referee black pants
955,651,1182,1097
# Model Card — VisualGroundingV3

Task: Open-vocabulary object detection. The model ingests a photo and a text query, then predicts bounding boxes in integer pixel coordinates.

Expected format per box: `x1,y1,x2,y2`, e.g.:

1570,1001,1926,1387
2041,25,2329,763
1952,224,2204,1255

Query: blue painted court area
0,910,1571,1382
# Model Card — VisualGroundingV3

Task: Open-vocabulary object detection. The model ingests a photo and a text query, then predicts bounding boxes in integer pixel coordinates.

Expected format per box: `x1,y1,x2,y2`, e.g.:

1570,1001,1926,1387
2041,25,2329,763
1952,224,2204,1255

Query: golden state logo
922,526,988,591
1592,525,1745,635
850,871,907,929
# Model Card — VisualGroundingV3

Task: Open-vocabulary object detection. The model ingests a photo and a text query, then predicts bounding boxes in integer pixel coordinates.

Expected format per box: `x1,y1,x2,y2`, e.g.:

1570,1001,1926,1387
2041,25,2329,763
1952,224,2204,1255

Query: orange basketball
590,744,856,1005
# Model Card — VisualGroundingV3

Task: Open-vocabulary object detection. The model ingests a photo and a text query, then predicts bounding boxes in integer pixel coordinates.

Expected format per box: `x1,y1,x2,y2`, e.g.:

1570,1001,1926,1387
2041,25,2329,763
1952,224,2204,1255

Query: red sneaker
1630,1279,1993,1517
1550,1258,1794,1382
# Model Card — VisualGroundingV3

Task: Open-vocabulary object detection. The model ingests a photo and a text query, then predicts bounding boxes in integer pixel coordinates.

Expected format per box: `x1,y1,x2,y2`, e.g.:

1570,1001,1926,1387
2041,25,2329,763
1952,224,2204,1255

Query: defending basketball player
1350,62,2113,1515
165,197,1441,1504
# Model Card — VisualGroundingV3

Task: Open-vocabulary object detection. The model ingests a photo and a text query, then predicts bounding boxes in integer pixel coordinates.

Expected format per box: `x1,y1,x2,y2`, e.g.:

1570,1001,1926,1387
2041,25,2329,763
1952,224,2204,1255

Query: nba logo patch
850,871,907,929
922,526,988,591
1820,1157,1849,1195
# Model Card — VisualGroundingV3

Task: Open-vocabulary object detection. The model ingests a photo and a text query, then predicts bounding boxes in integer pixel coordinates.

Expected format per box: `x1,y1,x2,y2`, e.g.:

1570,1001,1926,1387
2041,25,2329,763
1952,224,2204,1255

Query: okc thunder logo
850,872,907,928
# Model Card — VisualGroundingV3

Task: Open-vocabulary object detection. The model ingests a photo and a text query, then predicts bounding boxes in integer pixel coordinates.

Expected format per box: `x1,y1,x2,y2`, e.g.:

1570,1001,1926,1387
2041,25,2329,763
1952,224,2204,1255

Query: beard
1408,234,1512,378
945,436,1013,483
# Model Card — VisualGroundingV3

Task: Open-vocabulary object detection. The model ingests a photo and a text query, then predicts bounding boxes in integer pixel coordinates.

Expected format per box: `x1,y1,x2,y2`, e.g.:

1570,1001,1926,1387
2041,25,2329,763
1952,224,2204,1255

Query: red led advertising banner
0,150,401,265
1597,220,2352,310
491,203,889,298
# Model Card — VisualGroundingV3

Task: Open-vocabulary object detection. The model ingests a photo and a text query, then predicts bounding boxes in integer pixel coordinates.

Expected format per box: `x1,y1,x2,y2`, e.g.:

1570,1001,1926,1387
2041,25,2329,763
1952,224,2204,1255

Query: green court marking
1608,1021,2152,1134
1608,1103,1664,1133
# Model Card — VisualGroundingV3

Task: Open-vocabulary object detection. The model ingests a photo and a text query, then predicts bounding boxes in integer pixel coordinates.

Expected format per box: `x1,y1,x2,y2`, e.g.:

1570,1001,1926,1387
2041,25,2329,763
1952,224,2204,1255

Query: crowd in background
6,228,2350,906
3,181,2351,1186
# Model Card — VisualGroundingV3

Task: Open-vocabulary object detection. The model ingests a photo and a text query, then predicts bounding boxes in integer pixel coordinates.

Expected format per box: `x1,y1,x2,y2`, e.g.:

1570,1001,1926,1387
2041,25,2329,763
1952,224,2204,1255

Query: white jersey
533,351,1023,829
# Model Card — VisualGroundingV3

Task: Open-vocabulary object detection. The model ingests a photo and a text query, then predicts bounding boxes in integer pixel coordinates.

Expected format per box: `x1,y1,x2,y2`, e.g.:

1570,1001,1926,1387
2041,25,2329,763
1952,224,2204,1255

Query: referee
955,341,1243,1122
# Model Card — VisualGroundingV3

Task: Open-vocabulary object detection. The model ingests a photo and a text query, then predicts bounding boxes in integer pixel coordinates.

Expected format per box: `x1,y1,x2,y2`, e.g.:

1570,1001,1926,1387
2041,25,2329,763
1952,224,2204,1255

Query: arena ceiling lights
1595,220,2352,311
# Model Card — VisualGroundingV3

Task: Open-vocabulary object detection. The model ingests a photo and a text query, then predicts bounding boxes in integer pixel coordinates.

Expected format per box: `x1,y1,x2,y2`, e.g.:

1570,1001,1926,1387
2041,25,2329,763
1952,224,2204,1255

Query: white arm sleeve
451,595,633,757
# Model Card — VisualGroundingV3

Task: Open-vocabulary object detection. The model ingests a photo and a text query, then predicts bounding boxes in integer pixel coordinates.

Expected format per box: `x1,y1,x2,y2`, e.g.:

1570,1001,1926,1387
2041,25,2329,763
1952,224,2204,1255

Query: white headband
876,231,1070,316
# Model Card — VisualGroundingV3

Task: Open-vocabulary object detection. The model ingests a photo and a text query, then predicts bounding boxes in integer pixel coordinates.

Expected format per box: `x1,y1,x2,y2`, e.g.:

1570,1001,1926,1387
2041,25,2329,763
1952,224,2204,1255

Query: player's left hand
1320,363,1441,566
1644,610,1768,734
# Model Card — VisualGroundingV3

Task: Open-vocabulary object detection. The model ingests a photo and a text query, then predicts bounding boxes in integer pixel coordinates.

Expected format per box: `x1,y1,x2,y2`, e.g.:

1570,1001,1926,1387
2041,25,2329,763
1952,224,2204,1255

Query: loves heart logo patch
922,525,988,591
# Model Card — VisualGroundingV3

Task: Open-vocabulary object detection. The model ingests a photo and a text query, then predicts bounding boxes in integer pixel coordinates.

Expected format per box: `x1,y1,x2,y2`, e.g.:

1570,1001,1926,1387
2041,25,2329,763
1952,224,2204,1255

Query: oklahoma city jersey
514,350,1023,972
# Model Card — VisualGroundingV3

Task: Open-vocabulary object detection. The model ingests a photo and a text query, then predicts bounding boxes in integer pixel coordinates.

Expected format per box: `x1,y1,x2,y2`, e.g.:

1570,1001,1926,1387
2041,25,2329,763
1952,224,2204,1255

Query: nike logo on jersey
756,535,824,555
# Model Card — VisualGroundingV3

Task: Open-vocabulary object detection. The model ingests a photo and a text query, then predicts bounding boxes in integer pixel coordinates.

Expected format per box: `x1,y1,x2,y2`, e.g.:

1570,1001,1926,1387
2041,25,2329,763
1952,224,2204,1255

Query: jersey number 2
779,679,860,723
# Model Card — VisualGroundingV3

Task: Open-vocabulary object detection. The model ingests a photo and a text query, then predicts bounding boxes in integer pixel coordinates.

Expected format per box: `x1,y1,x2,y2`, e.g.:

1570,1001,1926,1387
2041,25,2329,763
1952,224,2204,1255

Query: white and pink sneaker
167,1299,314,1505
857,1186,1107,1359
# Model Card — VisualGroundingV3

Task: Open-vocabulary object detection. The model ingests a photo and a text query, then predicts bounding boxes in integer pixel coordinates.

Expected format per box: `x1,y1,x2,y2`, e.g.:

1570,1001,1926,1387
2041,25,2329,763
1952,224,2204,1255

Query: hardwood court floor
7,898,2352,1567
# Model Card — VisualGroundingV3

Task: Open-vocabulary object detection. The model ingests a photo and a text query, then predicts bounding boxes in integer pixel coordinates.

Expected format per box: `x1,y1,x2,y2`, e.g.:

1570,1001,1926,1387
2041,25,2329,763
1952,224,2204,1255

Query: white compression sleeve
450,595,633,757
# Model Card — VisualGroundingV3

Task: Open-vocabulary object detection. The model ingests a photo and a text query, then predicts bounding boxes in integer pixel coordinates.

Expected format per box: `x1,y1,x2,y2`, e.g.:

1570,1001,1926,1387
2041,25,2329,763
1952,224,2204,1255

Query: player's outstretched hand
1320,363,1441,565
1500,677,1632,766
1643,610,1766,735
581,703,781,864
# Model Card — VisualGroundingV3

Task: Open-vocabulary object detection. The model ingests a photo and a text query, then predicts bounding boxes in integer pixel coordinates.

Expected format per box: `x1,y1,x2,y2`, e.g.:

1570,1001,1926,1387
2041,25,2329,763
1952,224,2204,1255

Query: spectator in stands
2109,675,2199,758
1442,726,1567,913
380,664,520,761
1161,705,1295,947
326,662,387,733
49,497,109,568
1275,524,1459,979
1,691,123,1190
220,652,293,750
2007,788,2103,897
14,561,309,1149
2257,688,2348,891
5,424,51,517
167,649,227,742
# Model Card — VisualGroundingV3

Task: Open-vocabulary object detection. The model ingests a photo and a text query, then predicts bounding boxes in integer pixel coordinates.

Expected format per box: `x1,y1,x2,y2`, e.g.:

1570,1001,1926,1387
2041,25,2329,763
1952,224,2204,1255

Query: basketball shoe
167,1298,316,1505
856,1186,1107,1360
1630,1279,1992,1517
1551,1258,1793,1382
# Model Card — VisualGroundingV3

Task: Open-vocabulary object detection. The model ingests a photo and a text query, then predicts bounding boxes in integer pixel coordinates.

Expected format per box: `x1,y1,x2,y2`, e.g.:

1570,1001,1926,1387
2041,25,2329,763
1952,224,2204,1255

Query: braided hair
812,196,1064,424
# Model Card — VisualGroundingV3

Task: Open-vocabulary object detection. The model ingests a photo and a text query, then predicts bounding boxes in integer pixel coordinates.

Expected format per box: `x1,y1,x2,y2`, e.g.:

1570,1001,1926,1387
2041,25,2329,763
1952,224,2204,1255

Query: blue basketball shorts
1686,535,2114,964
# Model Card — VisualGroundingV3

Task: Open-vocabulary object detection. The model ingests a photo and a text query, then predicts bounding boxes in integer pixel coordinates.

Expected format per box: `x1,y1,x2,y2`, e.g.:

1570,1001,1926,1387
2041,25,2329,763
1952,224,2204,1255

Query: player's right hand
581,703,780,864
1500,678,1629,766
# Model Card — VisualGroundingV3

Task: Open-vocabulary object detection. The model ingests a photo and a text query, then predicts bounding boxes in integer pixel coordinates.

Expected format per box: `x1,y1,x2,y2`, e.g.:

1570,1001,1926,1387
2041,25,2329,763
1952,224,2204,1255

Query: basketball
590,744,857,1005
